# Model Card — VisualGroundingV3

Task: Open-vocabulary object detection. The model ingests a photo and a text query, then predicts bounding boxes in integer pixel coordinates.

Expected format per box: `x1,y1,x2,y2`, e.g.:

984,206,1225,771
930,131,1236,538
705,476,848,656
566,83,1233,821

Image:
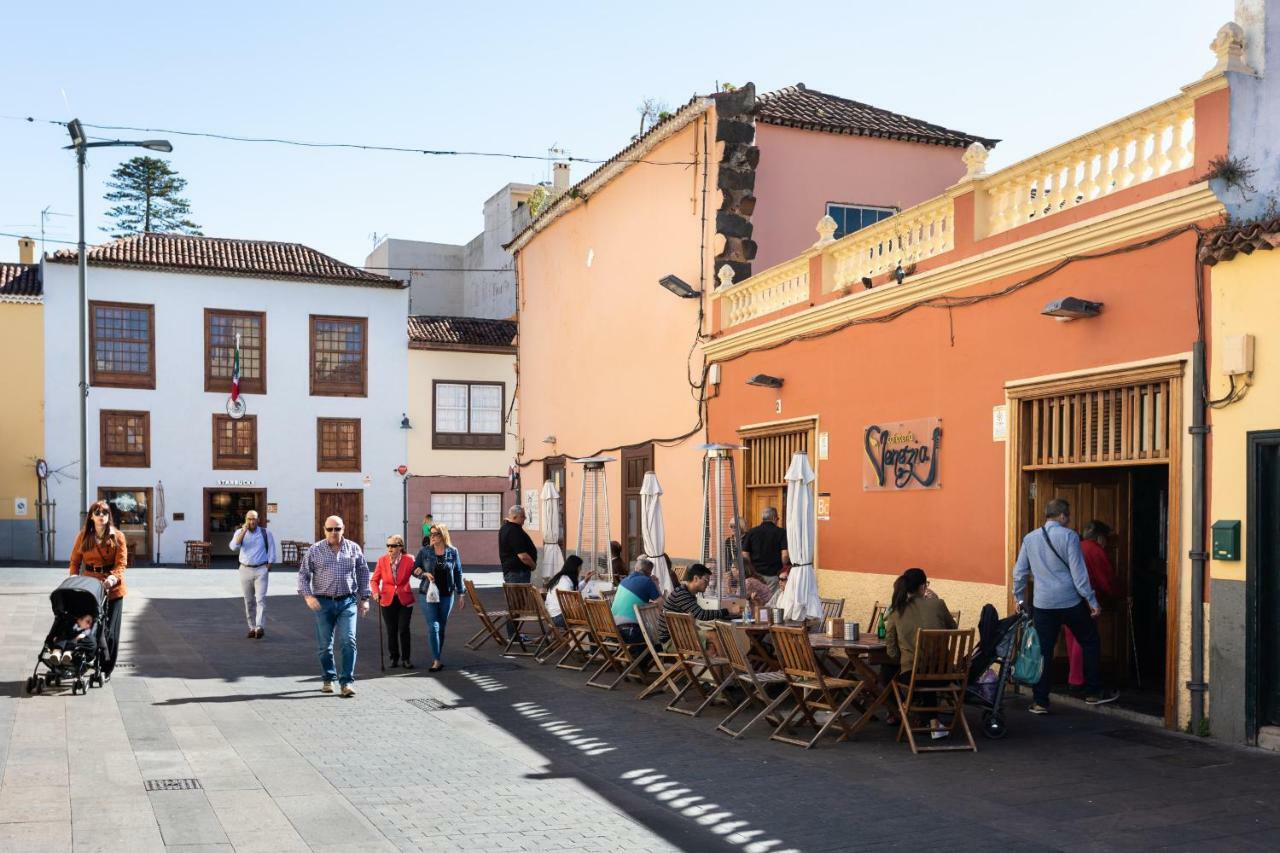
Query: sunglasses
386,543,402,548
92,509,111,517
325,527,343,533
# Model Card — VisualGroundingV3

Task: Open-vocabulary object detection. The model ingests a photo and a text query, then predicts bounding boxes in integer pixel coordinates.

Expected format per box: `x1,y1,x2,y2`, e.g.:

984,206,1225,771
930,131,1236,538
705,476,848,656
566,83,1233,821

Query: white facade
41,261,409,565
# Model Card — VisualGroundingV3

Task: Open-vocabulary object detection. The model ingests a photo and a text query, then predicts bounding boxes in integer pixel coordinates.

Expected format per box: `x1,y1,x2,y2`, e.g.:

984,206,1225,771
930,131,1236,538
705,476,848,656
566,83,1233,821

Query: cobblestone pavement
2,567,1278,853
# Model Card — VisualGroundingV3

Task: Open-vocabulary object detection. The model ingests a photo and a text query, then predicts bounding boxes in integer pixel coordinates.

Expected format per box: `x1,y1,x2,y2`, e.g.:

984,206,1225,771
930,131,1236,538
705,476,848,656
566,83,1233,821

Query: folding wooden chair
664,613,729,716
950,609,962,627
820,597,845,619
583,598,650,690
711,621,790,739
546,589,599,670
501,584,556,657
768,625,865,748
463,579,510,650
868,601,884,631
892,628,977,754
635,602,685,700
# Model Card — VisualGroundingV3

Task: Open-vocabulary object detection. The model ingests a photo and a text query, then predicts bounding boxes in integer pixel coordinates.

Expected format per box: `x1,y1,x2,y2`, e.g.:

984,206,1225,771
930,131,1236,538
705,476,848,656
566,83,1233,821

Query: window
317,418,361,472
432,381,505,449
206,309,266,394
310,315,368,396
212,414,258,470
825,203,897,240
100,410,150,468
431,493,502,531
89,301,155,388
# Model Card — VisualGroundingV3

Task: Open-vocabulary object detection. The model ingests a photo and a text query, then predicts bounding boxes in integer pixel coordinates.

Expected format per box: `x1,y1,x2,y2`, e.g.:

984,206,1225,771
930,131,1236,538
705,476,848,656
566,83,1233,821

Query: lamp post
65,119,172,522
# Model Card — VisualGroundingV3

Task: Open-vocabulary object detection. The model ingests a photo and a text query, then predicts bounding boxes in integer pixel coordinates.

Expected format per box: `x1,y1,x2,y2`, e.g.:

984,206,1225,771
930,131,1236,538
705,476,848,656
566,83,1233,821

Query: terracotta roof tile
0,263,41,297
407,315,517,349
1199,217,1280,265
756,84,998,148
49,233,403,288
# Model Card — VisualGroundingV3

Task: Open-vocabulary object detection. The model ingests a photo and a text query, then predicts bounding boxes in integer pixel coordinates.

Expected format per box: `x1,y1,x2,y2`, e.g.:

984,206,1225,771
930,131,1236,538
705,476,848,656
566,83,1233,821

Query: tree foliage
102,156,202,236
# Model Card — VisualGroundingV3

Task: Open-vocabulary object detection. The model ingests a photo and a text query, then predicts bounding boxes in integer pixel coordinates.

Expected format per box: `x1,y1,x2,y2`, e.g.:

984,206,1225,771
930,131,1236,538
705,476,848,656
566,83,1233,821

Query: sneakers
930,721,952,740
321,681,334,694
1029,703,1050,715
246,629,256,639
254,628,265,639
1085,689,1120,706
389,658,399,668
341,685,356,698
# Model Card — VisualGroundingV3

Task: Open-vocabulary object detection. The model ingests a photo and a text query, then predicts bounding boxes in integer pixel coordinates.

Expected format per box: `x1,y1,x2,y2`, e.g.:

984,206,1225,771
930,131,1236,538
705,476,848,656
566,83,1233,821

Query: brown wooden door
746,488,785,530
620,444,653,564
315,490,364,548
543,458,566,542
1033,469,1131,682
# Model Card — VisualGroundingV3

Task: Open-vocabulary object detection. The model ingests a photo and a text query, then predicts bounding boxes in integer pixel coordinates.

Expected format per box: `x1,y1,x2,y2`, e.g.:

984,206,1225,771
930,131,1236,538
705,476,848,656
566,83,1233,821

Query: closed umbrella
778,452,822,621
536,480,564,582
154,481,167,564
640,472,674,596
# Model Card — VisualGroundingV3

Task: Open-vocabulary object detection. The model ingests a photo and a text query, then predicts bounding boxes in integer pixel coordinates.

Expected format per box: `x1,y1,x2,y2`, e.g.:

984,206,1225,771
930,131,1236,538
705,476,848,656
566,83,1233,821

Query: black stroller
966,604,1033,739
25,575,110,696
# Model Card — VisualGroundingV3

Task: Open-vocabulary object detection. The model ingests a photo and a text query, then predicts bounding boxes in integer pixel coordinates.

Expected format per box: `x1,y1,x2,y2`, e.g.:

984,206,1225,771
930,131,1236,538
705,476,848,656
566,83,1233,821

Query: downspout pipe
1189,339,1209,734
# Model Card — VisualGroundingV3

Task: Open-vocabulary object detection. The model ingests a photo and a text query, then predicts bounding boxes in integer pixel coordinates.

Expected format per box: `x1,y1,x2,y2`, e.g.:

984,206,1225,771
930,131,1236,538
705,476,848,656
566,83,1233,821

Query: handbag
1012,624,1044,685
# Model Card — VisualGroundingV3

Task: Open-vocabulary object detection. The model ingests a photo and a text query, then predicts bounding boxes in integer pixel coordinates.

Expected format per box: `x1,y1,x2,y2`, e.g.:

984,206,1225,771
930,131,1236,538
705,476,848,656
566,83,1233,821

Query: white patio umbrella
778,452,823,621
640,472,674,596
535,479,564,583
154,481,167,564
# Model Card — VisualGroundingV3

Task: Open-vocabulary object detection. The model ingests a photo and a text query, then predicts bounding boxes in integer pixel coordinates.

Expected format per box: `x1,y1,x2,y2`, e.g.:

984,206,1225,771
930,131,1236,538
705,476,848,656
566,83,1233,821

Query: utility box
1212,520,1241,561
1223,334,1255,375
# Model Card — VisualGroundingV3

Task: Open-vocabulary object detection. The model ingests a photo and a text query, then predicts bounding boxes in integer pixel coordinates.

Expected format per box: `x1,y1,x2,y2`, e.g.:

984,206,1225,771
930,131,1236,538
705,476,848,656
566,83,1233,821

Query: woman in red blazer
371,534,417,669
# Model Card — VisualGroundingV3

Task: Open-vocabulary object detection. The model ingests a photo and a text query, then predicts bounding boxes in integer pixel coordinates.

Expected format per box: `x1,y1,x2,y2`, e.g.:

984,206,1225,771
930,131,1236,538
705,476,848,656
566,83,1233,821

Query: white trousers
239,564,269,629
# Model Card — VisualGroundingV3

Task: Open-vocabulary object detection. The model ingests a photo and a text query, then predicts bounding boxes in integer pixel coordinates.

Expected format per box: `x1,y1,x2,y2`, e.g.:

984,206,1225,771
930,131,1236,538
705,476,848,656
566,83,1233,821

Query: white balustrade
718,257,809,328
828,195,953,288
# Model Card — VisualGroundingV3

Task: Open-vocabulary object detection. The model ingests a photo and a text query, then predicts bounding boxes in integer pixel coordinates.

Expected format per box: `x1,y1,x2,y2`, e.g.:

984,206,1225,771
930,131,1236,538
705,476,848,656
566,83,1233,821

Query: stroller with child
966,604,1034,739
25,575,111,696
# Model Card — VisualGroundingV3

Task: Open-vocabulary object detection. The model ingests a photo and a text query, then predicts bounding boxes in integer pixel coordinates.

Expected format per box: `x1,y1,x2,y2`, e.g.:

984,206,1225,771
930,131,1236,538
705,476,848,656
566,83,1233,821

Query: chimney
17,237,34,264
553,162,571,195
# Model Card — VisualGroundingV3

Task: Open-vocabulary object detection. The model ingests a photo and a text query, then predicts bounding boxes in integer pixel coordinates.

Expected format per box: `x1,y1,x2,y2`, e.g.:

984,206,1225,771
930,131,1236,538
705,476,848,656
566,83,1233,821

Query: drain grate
408,697,460,712
144,778,202,791
459,662,521,674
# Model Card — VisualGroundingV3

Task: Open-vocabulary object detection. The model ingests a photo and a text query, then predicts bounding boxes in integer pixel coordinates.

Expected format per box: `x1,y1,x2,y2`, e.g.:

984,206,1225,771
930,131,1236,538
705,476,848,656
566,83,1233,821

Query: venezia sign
863,417,942,491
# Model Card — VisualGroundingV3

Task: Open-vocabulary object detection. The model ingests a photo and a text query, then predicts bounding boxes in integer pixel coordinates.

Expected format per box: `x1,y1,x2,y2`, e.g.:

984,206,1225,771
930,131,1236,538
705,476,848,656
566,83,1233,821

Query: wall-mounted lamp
894,263,906,285
400,414,412,429
543,435,557,444
746,374,784,389
861,276,874,290
1041,297,1103,321
659,274,701,298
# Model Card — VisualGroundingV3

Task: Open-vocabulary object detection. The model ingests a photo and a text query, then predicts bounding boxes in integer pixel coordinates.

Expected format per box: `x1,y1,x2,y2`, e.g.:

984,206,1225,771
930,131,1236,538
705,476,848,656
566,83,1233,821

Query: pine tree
102,157,202,237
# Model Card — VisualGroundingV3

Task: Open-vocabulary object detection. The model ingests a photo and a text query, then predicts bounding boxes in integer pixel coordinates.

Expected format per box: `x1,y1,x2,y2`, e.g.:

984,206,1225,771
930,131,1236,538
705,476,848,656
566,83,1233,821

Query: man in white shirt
230,510,278,639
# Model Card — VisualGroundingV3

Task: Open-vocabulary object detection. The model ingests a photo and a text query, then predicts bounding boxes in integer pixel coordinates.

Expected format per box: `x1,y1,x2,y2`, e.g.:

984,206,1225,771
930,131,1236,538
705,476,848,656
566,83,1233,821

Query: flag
231,333,241,402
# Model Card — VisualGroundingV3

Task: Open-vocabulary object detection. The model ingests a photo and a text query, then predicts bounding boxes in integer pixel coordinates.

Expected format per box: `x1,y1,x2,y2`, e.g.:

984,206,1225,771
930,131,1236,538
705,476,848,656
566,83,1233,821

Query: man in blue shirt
611,558,662,647
298,516,371,698
1013,498,1118,713
230,510,278,639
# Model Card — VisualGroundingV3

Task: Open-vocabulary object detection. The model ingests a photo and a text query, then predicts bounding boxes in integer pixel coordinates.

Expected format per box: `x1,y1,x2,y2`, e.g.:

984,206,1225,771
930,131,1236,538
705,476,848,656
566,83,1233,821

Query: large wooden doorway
205,488,267,557
315,490,364,548
739,420,815,531
620,444,653,565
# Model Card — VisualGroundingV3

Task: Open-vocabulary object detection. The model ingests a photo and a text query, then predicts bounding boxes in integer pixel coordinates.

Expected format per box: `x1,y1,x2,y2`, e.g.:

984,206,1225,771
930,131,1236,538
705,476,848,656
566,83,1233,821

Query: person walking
420,513,435,549
1013,499,1119,713
297,515,370,698
741,507,791,595
229,509,277,639
371,534,416,669
1064,520,1120,692
413,524,465,672
69,499,128,680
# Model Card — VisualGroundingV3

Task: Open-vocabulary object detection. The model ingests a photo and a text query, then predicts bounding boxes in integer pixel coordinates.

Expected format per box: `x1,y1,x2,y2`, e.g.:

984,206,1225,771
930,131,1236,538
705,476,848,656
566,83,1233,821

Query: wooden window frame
204,308,267,395
309,315,368,397
100,410,151,468
89,300,156,389
429,492,503,531
211,414,259,470
431,380,506,450
317,417,361,472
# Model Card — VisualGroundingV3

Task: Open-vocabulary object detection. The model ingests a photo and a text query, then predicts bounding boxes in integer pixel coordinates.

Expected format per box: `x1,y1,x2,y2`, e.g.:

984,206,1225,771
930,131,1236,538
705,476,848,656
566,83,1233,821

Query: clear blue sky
0,0,1233,268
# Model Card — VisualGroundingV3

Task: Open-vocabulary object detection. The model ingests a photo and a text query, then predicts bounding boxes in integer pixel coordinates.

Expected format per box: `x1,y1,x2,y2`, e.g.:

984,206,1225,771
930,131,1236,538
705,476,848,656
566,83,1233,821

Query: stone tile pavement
1,566,1278,852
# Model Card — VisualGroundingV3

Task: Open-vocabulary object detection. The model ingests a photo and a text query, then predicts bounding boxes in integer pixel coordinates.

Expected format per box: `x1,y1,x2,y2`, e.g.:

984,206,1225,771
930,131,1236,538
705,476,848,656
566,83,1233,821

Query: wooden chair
820,598,845,619
950,609,962,627
664,613,730,716
892,628,977,754
711,621,790,739
635,602,684,700
583,598,650,690
768,625,864,748
501,584,557,657
868,601,884,632
545,589,598,670
463,579,509,650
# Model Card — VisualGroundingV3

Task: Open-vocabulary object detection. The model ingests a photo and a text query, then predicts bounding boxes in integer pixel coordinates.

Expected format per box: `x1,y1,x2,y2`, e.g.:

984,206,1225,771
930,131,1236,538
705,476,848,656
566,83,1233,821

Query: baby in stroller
27,575,108,696
44,613,97,667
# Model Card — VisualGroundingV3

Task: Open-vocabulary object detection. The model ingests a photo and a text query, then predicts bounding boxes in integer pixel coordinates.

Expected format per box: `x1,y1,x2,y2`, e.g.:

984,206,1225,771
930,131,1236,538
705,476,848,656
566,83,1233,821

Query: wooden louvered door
740,422,815,529
1023,379,1172,469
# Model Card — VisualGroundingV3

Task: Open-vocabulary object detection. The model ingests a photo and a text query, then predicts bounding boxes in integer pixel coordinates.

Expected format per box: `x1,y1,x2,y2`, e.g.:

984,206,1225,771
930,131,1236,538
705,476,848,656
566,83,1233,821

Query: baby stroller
25,575,110,696
966,604,1033,739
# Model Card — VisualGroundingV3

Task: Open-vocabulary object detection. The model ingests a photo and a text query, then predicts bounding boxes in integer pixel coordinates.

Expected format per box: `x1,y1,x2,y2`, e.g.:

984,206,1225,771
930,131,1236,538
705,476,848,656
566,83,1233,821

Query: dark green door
1259,440,1280,727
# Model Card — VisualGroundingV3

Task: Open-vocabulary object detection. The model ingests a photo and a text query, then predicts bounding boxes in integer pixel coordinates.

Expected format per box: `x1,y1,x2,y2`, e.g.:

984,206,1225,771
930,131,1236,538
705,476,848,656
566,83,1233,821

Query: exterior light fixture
746,374,784,389
1041,297,1103,321
400,414,412,429
894,263,905,285
659,274,701,298
861,276,873,289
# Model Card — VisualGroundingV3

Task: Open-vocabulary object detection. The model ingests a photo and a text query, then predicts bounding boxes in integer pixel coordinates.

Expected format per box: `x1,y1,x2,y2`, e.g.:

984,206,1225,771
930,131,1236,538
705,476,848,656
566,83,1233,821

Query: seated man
657,563,742,648
612,557,661,647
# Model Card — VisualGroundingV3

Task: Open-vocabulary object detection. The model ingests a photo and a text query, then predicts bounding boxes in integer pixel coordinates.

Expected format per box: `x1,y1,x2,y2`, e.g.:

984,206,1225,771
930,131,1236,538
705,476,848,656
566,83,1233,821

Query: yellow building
0,237,45,561
1202,217,1280,749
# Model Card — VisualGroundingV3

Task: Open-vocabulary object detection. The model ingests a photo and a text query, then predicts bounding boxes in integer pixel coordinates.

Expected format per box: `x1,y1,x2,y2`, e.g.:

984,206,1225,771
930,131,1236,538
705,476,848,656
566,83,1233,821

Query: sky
0,0,1235,269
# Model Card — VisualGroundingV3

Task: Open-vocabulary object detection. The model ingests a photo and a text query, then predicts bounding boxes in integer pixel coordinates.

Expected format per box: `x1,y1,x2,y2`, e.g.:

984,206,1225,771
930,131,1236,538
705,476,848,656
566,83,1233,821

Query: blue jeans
419,592,454,663
1032,599,1102,705
313,595,358,686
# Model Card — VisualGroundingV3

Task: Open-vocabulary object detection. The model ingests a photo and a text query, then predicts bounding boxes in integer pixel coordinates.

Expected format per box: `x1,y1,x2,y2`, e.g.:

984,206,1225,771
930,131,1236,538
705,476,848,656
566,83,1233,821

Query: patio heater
574,456,616,583
699,443,745,607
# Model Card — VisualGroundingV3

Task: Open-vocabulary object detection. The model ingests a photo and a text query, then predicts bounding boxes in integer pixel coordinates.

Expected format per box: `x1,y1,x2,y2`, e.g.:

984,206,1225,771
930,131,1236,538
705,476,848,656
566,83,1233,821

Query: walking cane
376,599,385,673
1127,597,1141,689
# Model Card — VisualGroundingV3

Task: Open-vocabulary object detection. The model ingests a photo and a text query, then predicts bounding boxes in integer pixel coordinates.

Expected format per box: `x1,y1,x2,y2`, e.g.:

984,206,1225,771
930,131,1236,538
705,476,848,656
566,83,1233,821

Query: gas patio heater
574,456,617,583
699,443,745,608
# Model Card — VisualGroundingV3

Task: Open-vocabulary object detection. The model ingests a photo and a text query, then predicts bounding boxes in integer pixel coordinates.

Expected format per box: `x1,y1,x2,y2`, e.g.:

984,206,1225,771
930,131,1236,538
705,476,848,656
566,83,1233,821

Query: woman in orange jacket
69,499,129,679
370,534,417,669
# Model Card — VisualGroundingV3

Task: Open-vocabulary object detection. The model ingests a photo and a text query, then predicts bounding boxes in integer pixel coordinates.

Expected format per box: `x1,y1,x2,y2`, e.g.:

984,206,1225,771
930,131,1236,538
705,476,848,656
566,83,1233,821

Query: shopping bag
1012,624,1044,685
425,581,441,604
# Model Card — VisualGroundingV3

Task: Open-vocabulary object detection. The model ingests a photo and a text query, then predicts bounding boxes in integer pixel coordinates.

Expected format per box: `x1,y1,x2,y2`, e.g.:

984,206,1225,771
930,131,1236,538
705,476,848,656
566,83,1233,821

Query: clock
35,459,48,479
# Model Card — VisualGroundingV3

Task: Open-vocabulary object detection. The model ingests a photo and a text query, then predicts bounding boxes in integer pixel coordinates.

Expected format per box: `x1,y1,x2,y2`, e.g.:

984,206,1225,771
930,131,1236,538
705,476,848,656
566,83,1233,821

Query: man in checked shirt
298,515,371,697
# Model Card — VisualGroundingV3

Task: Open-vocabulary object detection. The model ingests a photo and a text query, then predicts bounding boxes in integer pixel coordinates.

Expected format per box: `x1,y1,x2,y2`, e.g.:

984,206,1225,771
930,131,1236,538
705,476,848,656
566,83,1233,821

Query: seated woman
543,555,593,628
743,568,775,612
883,567,957,739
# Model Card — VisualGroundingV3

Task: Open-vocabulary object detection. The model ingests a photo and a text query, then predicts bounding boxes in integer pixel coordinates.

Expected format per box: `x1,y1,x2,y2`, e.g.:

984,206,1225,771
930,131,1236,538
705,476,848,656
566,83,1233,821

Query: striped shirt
297,538,371,599
658,586,730,643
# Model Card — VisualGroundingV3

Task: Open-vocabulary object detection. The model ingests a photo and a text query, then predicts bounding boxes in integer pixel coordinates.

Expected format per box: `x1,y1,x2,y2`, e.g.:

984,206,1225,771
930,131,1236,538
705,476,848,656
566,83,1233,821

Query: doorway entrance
543,457,567,543
740,420,815,530
620,444,653,565
204,488,267,558
99,487,152,566
1247,430,1280,741
315,490,364,548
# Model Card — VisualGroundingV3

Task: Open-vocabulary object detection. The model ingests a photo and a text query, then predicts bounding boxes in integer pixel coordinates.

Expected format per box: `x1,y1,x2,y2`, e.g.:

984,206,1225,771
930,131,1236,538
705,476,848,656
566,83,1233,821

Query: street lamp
65,118,173,521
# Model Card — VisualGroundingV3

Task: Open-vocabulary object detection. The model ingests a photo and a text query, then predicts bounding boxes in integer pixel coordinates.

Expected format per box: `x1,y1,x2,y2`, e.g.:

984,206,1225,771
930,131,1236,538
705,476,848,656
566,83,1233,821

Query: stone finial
1205,22,1254,78
717,264,736,288
962,141,989,178
813,215,838,247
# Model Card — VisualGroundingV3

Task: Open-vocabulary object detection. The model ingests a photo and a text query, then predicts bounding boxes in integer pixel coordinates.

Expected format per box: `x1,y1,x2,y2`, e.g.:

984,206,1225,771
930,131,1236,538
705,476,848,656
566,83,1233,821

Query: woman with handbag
370,534,417,669
69,499,129,679
412,524,465,672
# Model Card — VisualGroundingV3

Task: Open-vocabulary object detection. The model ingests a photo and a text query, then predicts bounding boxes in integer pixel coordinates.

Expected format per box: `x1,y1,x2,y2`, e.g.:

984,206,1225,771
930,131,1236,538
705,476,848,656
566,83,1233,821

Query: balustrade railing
828,195,954,289
718,256,809,327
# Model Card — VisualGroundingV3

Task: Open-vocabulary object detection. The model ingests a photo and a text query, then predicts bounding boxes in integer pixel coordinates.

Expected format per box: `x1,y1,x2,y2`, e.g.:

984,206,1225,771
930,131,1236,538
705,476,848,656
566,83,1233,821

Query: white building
41,233,409,565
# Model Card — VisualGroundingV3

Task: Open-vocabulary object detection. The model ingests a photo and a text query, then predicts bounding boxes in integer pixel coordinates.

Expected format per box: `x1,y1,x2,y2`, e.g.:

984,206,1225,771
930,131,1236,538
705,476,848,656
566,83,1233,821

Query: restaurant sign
863,417,942,491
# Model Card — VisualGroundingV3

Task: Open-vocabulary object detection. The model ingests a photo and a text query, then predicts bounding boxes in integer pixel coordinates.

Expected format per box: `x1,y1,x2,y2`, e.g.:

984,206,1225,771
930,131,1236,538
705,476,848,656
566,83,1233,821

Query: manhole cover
408,697,460,712
460,662,521,673
144,778,202,791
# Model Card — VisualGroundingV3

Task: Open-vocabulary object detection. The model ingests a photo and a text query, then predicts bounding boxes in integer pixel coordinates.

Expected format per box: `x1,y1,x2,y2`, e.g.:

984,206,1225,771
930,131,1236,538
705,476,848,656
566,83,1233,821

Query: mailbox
1211,520,1240,561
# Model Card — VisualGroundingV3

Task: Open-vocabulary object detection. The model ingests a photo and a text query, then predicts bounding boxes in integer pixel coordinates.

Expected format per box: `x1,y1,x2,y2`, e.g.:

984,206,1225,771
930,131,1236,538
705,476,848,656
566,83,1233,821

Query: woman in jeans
413,524,465,672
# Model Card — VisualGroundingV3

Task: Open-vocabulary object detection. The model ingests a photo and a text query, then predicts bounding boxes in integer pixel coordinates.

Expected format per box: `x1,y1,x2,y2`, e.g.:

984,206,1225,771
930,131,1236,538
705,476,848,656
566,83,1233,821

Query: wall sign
818,432,830,461
816,493,831,521
524,489,540,530
863,417,942,491
14,497,28,517
267,503,278,515
992,404,1008,442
